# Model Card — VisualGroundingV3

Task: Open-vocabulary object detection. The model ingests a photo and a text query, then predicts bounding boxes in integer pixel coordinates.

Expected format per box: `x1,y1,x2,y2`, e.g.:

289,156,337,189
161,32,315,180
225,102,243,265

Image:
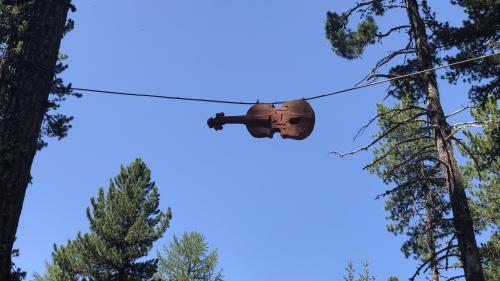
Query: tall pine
366,97,454,281
0,1,77,277
40,158,172,281
325,1,499,280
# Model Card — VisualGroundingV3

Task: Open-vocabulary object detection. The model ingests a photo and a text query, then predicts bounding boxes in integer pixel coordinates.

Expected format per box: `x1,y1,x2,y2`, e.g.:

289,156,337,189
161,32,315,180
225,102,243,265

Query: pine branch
332,112,428,157
364,136,432,169
410,243,458,281
383,145,435,181
451,136,484,181
376,25,411,38
354,105,426,140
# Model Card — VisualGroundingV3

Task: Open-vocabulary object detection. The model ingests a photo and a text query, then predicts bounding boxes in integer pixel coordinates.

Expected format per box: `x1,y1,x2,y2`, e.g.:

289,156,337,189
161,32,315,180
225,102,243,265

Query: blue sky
15,1,472,280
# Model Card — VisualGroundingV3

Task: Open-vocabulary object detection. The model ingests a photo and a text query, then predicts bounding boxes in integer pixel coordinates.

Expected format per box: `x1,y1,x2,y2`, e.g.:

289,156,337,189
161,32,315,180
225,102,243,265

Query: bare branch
356,39,414,86
343,1,376,18
445,104,477,119
446,275,465,281
446,118,500,139
376,25,411,38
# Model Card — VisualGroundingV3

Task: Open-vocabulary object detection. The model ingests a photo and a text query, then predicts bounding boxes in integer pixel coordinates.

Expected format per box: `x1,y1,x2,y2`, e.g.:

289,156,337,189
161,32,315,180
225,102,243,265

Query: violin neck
219,115,249,125
220,115,269,125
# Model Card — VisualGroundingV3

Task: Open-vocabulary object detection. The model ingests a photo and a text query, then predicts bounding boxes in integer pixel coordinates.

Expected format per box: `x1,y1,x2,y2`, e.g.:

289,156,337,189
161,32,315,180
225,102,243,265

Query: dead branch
446,275,465,281
343,1,376,19
356,38,414,86
445,104,477,119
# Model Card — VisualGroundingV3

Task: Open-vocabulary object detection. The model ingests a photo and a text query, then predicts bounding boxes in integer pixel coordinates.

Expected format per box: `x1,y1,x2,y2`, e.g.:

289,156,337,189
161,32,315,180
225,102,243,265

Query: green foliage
33,263,76,281
387,277,399,281
459,97,500,280
326,13,378,59
358,262,375,281
429,0,500,103
367,97,454,266
343,261,355,281
10,248,26,281
481,232,499,281
155,232,223,281
325,0,499,103
0,1,80,150
39,158,172,281
341,261,375,281
325,1,498,279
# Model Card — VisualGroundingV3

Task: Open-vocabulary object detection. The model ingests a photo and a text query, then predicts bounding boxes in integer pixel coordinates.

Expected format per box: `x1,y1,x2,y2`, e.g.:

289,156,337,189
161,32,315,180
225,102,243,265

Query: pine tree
325,1,499,280
33,263,75,281
358,262,375,281
340,261,375,281
38,158,172,281
343,261,355,281
366,97,453,281
460,97,499,280
0,1,76,278
155,232,223,281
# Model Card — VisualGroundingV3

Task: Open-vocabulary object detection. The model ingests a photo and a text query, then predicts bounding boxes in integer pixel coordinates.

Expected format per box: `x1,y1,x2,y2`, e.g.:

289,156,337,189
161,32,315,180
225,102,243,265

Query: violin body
207,100,315,140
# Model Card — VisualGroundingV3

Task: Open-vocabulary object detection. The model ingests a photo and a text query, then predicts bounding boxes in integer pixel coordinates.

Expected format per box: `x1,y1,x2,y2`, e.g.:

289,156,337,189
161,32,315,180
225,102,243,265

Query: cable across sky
70,52,499,105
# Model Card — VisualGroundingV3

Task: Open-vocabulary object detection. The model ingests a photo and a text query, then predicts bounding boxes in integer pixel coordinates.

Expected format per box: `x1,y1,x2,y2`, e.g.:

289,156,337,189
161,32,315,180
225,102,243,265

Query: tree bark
0,1,71,279
420,162,439,281
404,1,485,280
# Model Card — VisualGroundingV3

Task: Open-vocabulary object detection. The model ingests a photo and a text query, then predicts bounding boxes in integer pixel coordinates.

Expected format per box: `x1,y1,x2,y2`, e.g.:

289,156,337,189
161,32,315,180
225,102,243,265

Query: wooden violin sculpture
207,100,315,140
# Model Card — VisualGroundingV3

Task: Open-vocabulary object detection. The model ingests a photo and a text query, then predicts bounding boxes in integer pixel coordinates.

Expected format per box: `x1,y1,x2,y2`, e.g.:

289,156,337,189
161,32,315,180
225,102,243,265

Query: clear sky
15,1,472,280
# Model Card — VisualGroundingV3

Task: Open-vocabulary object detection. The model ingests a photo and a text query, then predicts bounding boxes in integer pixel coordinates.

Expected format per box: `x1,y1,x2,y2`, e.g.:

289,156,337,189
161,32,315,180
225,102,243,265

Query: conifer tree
33,263,74,281
343,261,355,281
460,97,499,280
340,261,375,281
39,158,172,281
0,1,77,277
325,1,498,280
366,97,454,281
155,232,223,281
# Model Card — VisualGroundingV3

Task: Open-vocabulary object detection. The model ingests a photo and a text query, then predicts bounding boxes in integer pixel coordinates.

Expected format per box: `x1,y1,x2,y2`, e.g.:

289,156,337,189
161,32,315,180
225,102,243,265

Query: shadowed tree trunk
404,1,484,280
0,0,71,279
419,162,439,281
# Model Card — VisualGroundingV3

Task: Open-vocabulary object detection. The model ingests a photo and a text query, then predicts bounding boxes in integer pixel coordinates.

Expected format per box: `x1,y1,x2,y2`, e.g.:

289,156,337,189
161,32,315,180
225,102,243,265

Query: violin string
70,52,499,105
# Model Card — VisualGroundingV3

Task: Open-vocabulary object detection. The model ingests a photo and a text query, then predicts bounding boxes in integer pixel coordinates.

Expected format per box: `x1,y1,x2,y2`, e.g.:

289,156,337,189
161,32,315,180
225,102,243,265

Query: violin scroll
207,112,225,131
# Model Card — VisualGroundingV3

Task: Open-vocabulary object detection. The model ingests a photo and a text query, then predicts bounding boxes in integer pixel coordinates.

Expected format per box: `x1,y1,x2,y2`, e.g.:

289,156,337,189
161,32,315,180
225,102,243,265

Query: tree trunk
404,1,485,280
0,1,71,279
420,163,439,281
